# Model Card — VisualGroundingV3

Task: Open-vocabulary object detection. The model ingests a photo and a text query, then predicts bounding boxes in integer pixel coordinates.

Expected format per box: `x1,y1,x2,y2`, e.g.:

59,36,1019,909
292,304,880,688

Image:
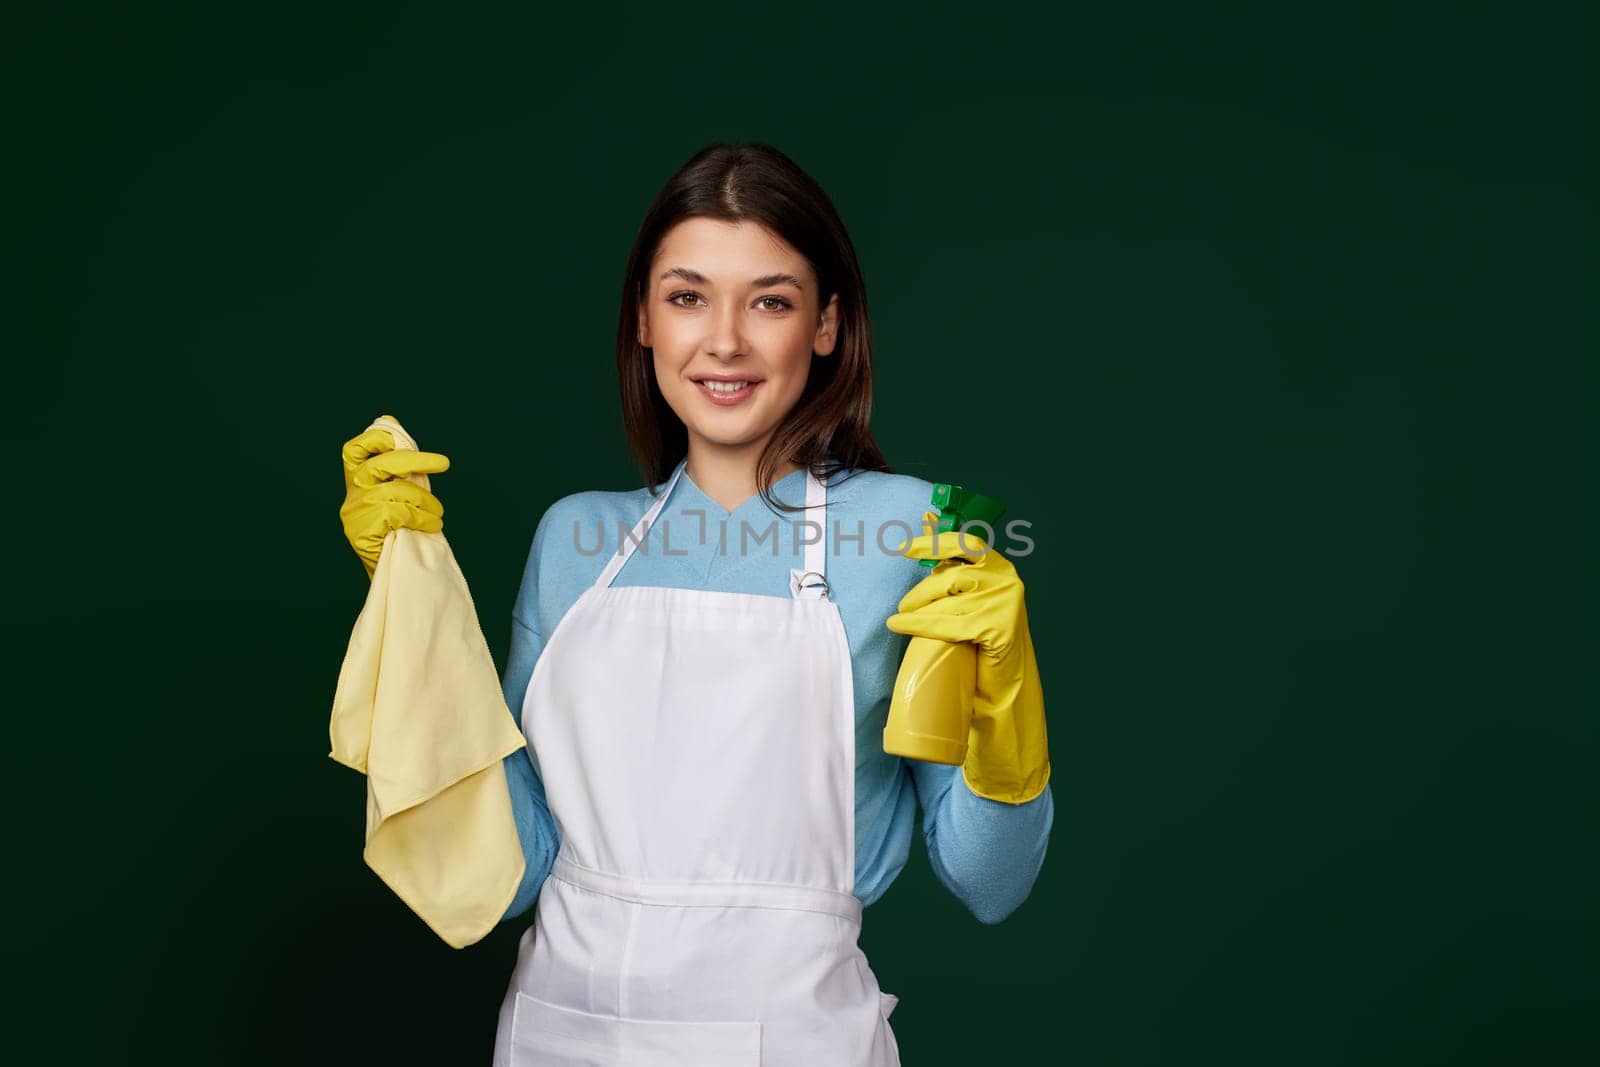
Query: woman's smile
692,374,763,406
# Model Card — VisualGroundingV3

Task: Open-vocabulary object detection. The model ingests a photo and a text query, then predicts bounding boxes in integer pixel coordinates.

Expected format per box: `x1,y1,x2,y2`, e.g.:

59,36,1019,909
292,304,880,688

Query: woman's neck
684,442,802,514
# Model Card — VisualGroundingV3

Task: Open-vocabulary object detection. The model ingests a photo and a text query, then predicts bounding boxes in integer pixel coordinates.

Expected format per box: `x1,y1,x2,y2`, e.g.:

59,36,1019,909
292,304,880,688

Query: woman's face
639,217,839,460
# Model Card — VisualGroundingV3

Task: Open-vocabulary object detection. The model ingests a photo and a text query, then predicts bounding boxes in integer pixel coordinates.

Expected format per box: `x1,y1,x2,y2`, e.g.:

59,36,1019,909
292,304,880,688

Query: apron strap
594,459,688,590
551,854,862,924
596,458,832,598
789,465,830,600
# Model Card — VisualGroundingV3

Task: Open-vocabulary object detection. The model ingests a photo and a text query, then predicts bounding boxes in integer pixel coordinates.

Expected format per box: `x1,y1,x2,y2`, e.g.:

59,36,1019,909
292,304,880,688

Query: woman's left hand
886,512,1051,804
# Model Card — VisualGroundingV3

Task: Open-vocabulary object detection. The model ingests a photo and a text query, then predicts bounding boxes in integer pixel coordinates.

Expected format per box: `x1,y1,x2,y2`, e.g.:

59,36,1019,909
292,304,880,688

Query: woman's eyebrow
751,272,806,290
658,267,805,290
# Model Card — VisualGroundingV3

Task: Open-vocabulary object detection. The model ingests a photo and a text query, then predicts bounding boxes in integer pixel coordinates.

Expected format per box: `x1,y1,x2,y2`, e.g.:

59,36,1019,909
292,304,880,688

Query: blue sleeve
909,759,1054,925
498,615,561,922
498,521,565,923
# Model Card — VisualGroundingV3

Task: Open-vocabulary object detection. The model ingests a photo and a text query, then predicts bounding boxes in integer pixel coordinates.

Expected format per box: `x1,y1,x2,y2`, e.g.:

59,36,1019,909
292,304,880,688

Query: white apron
492,460,901,1066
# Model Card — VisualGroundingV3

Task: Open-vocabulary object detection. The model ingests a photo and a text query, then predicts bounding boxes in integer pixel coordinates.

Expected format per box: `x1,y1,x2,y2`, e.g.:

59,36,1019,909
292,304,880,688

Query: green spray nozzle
921,483,1006,567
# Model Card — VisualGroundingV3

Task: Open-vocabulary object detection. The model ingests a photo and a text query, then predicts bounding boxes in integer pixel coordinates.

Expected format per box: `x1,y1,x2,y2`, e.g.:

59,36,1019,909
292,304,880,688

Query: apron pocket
510,992,762,1066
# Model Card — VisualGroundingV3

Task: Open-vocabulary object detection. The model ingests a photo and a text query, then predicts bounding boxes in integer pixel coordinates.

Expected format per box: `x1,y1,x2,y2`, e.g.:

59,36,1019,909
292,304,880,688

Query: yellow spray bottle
882,483,1006,765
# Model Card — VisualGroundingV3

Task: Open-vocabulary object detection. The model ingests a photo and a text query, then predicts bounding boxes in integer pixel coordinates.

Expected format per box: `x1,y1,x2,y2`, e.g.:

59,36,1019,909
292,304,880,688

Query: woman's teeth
694,377,759,405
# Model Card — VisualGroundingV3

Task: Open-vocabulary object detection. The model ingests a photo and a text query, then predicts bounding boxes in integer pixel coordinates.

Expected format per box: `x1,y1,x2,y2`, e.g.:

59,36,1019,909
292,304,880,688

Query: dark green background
11,3,1593,1063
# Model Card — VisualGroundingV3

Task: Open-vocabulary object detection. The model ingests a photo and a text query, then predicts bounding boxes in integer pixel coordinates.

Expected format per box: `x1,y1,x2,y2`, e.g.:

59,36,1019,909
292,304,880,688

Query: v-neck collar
671,461,813,522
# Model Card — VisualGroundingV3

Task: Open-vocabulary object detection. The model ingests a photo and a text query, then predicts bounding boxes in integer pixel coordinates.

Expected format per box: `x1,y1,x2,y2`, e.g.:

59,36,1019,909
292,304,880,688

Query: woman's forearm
910,758,1054,924
498,613,563,923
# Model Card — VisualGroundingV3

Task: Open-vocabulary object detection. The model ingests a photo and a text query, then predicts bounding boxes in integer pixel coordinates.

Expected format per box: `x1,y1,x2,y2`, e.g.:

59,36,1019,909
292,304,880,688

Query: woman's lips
693,379,761,407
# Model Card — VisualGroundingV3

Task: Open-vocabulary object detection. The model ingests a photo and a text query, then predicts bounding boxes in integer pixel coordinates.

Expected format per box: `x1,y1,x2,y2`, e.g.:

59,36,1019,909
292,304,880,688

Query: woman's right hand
339,418,452,578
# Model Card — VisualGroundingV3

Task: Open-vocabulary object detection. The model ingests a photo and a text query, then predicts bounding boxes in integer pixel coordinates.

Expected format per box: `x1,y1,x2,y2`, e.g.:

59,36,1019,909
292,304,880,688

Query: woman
339,142,1054,1066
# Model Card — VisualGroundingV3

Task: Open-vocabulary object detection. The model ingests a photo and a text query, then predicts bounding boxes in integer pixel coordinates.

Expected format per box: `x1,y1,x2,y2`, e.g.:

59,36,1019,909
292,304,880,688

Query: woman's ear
637,300,651,347
814,293,840,357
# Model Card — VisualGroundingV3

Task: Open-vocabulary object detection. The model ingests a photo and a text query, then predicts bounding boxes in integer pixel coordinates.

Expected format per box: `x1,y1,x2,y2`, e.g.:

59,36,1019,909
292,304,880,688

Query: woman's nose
702,302,747,358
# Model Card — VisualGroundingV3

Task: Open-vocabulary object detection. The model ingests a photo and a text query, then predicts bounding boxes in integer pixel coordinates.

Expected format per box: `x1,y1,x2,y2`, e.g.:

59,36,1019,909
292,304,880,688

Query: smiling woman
615,145,886,518
335,141,1055,1067
638,217,838,511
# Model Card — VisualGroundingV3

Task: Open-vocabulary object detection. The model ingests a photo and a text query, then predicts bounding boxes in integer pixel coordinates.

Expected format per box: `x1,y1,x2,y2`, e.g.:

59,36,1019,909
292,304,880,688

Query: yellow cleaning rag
329,415,528,948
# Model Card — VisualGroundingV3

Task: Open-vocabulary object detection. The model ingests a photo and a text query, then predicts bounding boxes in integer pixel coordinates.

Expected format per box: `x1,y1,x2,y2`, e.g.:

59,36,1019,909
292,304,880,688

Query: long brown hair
615,141,890,513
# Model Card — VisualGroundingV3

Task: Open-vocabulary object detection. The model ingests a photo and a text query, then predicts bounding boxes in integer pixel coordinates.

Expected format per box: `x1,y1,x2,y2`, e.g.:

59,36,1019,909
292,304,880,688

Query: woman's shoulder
529,483,654,557
511,482,659,630
537,484,651,525
825,466,937,523
820,467,938,604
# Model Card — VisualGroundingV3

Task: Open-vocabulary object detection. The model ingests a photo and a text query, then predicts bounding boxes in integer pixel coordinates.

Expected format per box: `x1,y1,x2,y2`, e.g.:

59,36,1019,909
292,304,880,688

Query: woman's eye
668,292,791,311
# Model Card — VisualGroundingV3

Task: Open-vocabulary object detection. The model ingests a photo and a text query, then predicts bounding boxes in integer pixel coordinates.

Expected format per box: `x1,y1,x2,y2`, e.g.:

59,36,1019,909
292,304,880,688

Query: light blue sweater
497,462,1053,925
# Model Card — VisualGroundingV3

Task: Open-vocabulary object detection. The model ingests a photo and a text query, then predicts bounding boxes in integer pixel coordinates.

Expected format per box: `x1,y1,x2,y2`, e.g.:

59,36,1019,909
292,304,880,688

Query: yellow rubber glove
331,415,528,948
886,512,1051,804
340,416,451,579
